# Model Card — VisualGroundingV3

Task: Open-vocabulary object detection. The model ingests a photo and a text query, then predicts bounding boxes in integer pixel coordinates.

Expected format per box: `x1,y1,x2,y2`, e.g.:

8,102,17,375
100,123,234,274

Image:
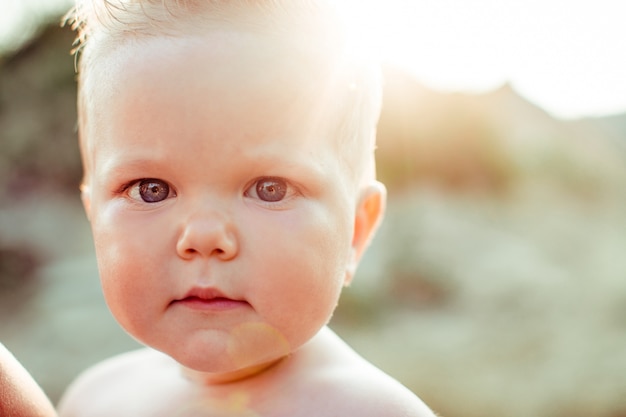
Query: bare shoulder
294,328,437,417
57,348,174,417
354,372,435,416
317,362,436,417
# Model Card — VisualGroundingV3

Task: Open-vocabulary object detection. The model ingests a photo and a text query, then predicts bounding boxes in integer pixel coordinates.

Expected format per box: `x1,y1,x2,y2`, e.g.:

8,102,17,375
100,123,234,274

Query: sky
2,0,625,120
348,0,626,119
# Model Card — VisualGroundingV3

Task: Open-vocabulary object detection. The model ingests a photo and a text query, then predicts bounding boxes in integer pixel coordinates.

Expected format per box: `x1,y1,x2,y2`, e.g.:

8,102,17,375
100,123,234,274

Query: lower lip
175,296,248,311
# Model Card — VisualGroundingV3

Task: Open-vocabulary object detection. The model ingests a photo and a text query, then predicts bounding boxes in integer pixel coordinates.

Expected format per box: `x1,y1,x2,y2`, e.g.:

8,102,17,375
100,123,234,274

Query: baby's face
80,29,370,376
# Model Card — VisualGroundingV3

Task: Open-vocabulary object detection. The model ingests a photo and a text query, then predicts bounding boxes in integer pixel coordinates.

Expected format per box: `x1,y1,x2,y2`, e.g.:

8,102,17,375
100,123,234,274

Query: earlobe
80,183,92,221
345,181,386,286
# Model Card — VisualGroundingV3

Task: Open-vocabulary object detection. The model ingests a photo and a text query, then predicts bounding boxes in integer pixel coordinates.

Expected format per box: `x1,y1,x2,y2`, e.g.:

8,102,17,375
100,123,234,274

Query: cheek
92,229,144,328
90,207,173,334
244,203,353,338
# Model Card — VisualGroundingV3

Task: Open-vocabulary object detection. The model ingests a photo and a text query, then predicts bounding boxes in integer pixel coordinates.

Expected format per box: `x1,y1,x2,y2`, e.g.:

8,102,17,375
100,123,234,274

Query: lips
172,287,248,311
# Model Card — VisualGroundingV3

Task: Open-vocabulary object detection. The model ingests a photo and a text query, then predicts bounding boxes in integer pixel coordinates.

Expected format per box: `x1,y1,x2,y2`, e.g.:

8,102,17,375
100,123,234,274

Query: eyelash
119,177,299,206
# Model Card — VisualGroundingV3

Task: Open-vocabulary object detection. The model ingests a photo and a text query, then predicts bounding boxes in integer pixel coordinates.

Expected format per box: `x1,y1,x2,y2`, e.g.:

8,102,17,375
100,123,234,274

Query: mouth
172,287,249,312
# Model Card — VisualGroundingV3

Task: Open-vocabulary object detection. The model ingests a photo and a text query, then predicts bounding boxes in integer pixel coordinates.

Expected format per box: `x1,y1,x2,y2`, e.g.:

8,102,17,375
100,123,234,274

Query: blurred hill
2,22,626,417
0,23,80,198
376,67,626,194
573,113,626,151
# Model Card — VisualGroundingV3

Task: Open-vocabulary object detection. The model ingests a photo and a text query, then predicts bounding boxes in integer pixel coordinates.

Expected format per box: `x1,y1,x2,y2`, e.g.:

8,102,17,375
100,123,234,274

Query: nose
176,208,239,261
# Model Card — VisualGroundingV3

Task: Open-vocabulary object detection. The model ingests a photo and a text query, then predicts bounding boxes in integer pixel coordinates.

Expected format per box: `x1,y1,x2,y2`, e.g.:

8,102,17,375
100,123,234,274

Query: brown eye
255,178,287,202
137,179,170,203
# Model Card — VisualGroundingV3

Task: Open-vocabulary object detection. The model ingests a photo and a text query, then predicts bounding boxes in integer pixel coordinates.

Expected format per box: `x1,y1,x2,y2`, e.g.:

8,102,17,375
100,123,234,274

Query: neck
180,357,287,385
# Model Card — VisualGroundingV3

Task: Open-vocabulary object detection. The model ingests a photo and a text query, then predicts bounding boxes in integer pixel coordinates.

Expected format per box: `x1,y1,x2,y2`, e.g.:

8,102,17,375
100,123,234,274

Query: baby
58,1,436,416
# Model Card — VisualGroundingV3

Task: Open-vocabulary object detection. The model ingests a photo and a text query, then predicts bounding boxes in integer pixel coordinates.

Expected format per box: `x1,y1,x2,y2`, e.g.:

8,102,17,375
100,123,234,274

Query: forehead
88,29,346,129
81,29,355,169
80,0,348,85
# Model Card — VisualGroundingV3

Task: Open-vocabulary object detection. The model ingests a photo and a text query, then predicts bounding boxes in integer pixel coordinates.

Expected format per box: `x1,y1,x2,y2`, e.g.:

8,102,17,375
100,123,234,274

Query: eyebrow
241,148,331,177
97,157,165,174
97,150,330,181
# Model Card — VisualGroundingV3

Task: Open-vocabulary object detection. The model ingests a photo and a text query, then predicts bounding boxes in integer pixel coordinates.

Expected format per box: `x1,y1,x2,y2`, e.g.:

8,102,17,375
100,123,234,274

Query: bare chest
78,373,316,417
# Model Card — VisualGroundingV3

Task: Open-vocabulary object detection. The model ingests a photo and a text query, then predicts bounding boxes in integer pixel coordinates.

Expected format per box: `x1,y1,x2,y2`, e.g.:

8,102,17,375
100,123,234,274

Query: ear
345,181,386,286
80,183,92,221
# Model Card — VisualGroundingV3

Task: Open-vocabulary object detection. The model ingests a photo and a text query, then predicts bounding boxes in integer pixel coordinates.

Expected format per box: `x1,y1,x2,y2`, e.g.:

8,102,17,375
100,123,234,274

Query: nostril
176,223,238,260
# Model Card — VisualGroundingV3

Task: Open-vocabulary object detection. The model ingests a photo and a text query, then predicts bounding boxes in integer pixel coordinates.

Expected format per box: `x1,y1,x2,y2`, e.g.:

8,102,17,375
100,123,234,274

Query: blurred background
1,1,626,416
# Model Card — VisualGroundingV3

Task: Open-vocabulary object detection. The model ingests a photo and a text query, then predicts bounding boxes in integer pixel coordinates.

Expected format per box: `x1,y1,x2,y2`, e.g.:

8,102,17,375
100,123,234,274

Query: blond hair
65,0,382,185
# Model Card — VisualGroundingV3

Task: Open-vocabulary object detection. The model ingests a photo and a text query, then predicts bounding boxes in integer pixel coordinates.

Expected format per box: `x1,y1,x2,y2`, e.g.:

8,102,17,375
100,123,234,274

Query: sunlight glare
340,0,626,119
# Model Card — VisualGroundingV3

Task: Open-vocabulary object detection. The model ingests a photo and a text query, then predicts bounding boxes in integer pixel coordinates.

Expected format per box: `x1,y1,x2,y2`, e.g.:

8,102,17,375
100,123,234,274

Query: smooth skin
0,343,57,417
